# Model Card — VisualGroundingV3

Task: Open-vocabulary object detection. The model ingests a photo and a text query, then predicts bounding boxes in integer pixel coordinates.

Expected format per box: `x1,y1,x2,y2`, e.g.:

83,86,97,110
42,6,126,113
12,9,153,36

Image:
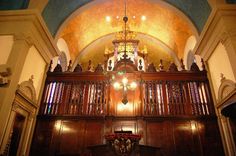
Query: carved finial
168,62,178,72
53,63,62,72
147,63,157,72
67,60,72,72
138,59,143,70
95,64,104,73
180,58,185,71
73,64,82,73
190,62,200,72
87,60,93,71
159,59,164,71
108,60,112,71
201,58,206,71
48,60,53,72
29,75,34,84
220,73,225,82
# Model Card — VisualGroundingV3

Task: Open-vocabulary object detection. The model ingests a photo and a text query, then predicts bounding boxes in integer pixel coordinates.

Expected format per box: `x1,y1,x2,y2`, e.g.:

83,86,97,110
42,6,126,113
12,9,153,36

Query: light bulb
122,77,128,84
141,15,146,21
113,82,120,90
106,16,111,22
130,82,137,89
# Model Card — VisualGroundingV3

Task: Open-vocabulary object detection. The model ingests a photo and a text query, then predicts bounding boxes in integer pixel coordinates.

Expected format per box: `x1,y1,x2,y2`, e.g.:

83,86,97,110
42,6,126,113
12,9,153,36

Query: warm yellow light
132,15,136,19
106,16,111,22
54,120,61,131
141,15,146,21
130,82,137,90
122,77,128,84
191,121,196,131
116,15,119,19
113,82,121,90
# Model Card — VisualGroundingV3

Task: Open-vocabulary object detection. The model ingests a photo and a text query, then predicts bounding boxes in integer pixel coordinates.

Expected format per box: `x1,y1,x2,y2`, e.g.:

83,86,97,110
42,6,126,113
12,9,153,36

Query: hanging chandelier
112,0,137,105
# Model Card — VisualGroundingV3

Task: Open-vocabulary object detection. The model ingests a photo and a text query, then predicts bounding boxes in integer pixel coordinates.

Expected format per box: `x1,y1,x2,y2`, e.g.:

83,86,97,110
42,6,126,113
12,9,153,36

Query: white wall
208,42,236,99
0,35,14,65
19,46,46,99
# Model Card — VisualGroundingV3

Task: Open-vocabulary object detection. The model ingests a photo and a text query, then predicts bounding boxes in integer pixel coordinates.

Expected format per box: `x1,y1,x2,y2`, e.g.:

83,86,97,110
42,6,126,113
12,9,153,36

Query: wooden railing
142,79,214,116
40,73,109,116
39,70,215,117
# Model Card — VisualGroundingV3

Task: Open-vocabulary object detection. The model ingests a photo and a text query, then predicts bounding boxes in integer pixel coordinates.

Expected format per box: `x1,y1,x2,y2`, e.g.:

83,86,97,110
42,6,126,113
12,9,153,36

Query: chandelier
112,0,137,105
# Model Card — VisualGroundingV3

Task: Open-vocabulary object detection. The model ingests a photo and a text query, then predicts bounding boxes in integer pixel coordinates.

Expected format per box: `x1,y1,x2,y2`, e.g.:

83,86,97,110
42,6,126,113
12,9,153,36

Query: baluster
51,82,59,115
158,82,164,115
201,82,209,115
41,82,50,115
162,81,168,115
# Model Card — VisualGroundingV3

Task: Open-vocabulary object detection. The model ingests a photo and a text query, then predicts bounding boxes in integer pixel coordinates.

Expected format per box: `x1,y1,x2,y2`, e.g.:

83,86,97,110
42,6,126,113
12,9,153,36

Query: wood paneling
30,118,224,156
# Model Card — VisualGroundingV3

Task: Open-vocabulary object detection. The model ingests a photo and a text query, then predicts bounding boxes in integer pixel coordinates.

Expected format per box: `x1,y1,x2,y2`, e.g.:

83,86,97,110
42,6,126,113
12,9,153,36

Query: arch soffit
72,32,180,69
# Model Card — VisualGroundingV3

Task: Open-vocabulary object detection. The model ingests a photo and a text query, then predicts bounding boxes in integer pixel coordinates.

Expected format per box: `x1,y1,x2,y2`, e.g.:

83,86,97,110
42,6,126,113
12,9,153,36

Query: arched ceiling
57,0,197,62
43,0,211,35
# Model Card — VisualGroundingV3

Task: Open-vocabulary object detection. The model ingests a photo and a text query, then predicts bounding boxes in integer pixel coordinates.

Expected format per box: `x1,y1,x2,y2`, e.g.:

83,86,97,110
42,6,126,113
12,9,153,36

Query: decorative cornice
194,5,236,60
14,33,34,47
0,9,60,62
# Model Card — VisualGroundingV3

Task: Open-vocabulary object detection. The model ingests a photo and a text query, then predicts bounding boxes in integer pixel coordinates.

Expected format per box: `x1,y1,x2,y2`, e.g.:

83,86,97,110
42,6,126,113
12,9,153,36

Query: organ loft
1,1,236,156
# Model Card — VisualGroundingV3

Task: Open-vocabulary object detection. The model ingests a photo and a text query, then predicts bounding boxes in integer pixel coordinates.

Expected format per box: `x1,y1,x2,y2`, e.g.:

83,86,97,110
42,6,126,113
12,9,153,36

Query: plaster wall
19,46,46,99
208,42,236,99
0,35,13,65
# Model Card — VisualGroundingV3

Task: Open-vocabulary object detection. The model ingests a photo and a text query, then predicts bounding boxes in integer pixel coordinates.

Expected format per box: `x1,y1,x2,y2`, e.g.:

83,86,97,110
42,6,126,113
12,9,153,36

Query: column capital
14,33,34,47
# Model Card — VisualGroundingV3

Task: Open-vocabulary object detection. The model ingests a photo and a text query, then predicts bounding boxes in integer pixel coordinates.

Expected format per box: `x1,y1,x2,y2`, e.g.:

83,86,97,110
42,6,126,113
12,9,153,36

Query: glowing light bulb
130,82,137,89
122,77,128,84
113,82,120,90
106,16,111,22
141,15,146,21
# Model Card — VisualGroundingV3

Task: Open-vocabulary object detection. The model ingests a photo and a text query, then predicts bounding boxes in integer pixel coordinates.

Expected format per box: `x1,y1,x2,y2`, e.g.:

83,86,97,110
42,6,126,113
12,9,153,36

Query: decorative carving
67,60,72,72
190,62,200,72
17,75,37,103
168,63,178,72
218,77,236,101
95,64,104,73
12,103,20,111
87,60,93,71
147,63,156,72
180,59,185,71
108,60,113,71
105,133,141,156
73,64,83,72
0,67,11,86
138,59,143,71
159,59,164,71
53,63,62,72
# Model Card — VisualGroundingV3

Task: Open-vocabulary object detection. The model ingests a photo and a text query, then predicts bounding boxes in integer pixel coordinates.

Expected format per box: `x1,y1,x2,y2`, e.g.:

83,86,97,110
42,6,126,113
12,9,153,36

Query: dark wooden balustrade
39,70,214,117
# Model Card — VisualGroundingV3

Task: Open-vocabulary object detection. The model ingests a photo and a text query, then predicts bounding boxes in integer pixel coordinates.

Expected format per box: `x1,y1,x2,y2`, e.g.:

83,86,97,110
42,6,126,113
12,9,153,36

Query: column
0,33,32,147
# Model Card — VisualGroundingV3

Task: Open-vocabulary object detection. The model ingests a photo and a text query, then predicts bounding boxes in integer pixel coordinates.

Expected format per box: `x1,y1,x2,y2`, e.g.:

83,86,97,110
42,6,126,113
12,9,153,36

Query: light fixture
106,16,111,22
141,15,146,21
112,0,137,105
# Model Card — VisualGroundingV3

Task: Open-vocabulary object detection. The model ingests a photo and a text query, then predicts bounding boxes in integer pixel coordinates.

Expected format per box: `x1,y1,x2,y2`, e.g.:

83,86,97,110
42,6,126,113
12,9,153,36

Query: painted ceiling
57,0,198,64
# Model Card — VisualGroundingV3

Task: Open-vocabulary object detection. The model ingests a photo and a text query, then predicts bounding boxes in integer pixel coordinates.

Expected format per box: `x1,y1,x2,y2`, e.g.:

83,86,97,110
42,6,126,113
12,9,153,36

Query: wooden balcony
39,64,214,118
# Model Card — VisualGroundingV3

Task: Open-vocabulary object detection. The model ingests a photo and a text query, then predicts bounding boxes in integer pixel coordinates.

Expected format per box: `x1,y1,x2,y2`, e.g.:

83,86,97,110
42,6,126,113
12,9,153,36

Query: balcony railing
39,62,214,117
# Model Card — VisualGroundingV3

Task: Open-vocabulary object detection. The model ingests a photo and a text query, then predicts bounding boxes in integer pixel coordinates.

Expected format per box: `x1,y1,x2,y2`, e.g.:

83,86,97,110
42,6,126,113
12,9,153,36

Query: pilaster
0,35,31,145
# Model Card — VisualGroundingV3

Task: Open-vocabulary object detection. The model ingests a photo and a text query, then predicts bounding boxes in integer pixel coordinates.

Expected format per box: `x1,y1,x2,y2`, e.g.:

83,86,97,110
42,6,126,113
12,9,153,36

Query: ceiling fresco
42,0,211,35
58,0,195,63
